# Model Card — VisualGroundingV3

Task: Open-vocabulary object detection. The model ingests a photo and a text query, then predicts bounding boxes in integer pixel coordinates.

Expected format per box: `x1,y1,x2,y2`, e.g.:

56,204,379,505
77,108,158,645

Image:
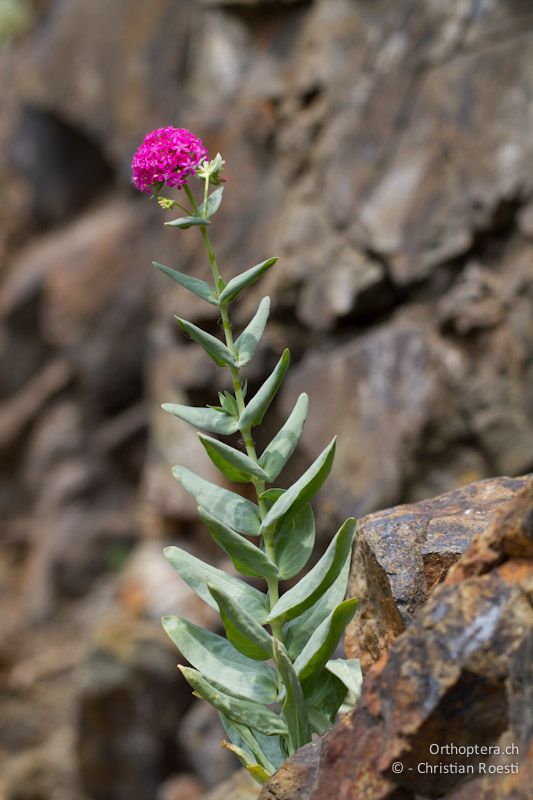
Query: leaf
218,391,238,417
267,518,356,623
326,658,363,710
260,439,336,533
220,714,285,773
162,403,239,435
239,350,290,430
274,503,315,580
307,706,336,736
284,555,351,659
218,257,278,305
303,669,347,725
199,508,279,580
162,616,277,703
258,393,309,482
172,466,261,535
235,297,271,367
176,317,236,368
199,186,224,219
273,640,311,754
165,215,209,229
180,666,287,736
221,741,271,785
293,599,358,683
153,262,217,305
208,583,273,661
198,434,270,484
164,546,268,622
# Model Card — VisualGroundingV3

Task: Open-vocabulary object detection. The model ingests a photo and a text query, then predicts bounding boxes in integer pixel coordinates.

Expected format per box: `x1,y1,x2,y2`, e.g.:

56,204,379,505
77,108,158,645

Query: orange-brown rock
346,475,530,671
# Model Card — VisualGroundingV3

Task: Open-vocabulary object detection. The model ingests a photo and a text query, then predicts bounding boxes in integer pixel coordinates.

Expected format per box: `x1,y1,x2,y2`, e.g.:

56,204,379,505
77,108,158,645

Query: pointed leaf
284,555,351,659
198,434,270,484
219,714,285,773
274,503,315,580
162,403,239,435
153,262,217,305
221,740,270,785
162,616,276,703
307,706,335,736
172,466,261,535
180,667,287,735
273,640,311,754
218,257,277,304
235,297,270,366
260,438,336,533
176,317,236,367
164,546,268,622
199,507,279,579
267,518,356,623
293,599,358,683
326,658,363,709
208,584,273,661
199,186,224,219
259,393,309,482
165,215,208,229
239,350,290,430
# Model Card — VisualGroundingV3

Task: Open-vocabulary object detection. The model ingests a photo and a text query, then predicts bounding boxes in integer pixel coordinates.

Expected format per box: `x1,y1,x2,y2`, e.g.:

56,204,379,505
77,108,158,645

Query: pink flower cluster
132,127,207,194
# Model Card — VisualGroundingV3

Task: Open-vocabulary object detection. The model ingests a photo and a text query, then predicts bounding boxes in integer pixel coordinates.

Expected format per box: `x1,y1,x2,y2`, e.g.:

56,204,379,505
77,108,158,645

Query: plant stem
189,179,284,641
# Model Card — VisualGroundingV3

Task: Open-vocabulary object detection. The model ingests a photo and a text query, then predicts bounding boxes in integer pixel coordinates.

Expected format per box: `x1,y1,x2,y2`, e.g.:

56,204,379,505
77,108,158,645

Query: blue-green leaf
176,317,236,368
273,640,311,755
199,507,279,579
208,584,273,661
274,503,315,580
326,658,362,711
162,616,276,703
172,466,261,535
235,297,270,367
218,258,277,305
267,518,356,623
219,715,286,774
164,546,268,622
260,439,336,533
162,403,239,435
199,186,224,219
153,262,217,305
258,393,309,482
180,667,287,736
239,350,290,430
284,556,351,659
293,599,358,683
165,215,209,229
198,434,270,484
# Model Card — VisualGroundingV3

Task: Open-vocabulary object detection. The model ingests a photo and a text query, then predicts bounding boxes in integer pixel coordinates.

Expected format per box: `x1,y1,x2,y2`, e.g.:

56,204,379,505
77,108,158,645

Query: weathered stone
346,475,531,671
178,701,238,788
310,480,533,800
259,740,321,800
201,768,259,800
77,618,192,800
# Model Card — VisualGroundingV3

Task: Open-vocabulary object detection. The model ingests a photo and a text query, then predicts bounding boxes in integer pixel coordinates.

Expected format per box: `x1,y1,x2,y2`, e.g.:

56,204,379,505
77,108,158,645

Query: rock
201,768,259,800
259,740,321,800
346,475,531,671
178,701,238,788
77,618,193,800
157,773,204,800
309,479,533,800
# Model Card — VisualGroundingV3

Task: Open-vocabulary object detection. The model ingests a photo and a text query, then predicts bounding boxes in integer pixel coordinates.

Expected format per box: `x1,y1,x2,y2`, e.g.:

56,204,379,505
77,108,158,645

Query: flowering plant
132,127,362,783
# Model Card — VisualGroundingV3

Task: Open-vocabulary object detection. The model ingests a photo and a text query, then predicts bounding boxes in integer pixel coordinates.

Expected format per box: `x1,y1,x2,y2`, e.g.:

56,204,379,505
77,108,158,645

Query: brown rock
310,482,533,800
259,740,321,800
347,475,531,671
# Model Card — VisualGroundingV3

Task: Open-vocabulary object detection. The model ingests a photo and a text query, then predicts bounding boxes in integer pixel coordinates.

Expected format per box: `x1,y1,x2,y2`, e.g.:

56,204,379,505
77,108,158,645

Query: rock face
347,475,531,671
307,478,533,800
1,0,532,798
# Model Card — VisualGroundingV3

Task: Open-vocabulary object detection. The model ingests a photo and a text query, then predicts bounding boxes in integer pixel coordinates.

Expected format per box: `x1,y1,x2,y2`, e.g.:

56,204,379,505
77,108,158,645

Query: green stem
191,179,283,641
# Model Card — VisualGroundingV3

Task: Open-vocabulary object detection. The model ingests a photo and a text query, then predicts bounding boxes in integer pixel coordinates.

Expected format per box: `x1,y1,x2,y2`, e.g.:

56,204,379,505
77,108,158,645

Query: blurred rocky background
0,1,531,799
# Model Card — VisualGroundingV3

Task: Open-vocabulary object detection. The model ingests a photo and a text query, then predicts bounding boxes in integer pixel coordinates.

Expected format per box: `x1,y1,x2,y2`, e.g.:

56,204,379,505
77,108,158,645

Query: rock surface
347,475,531,671
307,478,533,800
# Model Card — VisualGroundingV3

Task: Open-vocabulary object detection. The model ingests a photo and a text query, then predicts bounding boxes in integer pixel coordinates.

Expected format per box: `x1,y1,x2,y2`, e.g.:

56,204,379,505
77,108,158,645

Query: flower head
132,127,207,194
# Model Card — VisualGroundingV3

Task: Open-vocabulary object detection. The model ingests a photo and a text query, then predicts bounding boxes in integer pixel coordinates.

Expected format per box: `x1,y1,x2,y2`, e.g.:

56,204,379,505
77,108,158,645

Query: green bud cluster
155,162,361,784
